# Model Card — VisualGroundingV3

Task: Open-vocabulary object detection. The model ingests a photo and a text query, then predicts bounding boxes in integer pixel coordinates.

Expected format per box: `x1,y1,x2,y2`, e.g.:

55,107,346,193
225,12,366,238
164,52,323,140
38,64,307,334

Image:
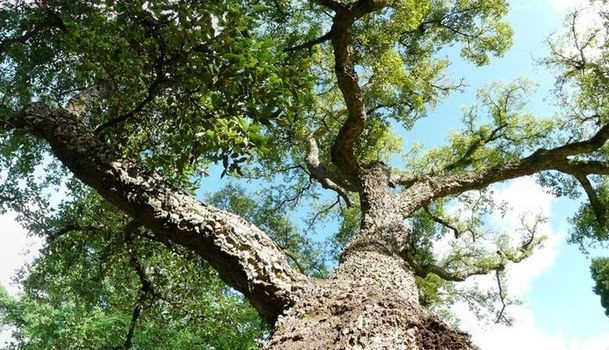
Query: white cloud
453,178,609,350
0,212,43,347
463,304,609,350
550,0,590,13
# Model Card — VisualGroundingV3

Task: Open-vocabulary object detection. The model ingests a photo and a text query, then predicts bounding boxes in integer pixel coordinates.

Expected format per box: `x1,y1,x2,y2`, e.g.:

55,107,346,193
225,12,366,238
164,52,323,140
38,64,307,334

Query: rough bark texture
265,251,476,349
6,2,609,349
10,103,477,347
9,104,305,322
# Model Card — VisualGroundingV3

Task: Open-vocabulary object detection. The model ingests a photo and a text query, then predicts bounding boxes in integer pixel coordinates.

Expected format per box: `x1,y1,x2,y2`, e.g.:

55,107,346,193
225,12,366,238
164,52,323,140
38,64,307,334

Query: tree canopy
0,0,609,348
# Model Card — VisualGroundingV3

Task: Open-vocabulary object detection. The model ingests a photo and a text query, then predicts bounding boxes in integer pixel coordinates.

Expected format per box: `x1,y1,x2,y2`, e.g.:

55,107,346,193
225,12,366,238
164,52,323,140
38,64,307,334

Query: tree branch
494,270,510,325
399,124,609,216
65,81,113,118
443,123,508,172
549,122,609,156
329,12,367,180
403,250,506,282
94,77,163,134
47,223,105,242
404,211,542,284
124,221,155,295
124,300,142,350
327,1,394,180
306,133,355,205
404,242,535,282
285,30,334,52
122,220,153,350
574,174,606,226
8,103,306,322
423,206,462,238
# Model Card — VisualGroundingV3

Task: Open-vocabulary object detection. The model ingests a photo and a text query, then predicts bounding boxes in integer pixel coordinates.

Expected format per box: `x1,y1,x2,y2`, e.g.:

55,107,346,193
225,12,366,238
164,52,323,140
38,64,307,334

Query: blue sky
2,0,609,349
421,0,609,348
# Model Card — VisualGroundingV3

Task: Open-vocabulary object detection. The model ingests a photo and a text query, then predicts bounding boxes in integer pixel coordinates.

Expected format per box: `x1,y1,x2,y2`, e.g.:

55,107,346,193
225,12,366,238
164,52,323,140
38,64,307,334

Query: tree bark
8,103,305,322
264,163,476,349
265,248,476,349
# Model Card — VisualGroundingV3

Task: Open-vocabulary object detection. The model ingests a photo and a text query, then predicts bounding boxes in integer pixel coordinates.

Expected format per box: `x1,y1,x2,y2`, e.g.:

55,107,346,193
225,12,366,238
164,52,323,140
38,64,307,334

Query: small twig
306,197,340,230
423,206,461,238
283,250,307,275
574,174,606,226
122,220,154,349
285,30,334,52
47,224,104,242
94,76,164,134
495,270,511,325
125,221,154,294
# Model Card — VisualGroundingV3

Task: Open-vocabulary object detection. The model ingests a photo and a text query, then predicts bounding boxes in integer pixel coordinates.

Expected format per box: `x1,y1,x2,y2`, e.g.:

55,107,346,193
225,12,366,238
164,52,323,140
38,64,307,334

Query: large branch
328,0,393,180
399,124,609,216
7,103,305,322
330,13,366,180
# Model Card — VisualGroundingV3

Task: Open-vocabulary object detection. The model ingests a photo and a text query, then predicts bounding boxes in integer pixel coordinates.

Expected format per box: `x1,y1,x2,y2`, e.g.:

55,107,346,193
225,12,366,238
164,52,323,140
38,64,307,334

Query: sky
417,0,609,348
2,0,609,349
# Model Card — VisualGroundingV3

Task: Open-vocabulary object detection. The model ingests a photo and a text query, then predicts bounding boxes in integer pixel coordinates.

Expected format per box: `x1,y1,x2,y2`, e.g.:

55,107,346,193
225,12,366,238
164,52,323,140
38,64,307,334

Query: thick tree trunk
266,250,476,349
265,164,476,349
8,104,305,322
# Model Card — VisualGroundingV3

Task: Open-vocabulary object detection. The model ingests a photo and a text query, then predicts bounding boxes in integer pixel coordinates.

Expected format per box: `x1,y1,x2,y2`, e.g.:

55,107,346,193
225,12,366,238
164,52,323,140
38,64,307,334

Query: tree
591,257,609,317
1,0,609,348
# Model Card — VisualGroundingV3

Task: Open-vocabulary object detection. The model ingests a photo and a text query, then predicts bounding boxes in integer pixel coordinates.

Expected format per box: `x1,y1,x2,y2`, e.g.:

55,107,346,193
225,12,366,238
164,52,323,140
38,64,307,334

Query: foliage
206,183,328,276
0,187,265,349
591,257,609,317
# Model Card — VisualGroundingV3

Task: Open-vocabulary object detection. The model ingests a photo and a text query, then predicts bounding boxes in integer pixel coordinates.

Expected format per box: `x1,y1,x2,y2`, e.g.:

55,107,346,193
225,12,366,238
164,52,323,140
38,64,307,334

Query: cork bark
8,103,305,322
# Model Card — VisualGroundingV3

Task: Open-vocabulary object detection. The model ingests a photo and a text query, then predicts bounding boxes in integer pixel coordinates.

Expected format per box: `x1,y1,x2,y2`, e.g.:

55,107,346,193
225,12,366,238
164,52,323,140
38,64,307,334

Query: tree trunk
8,104,305,322
265,250,476,349
265,164,476,349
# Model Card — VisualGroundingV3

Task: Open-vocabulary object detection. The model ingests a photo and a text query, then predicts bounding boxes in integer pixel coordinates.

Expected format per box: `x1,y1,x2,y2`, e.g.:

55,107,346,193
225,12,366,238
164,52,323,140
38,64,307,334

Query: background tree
1,0,609,349
591,257,609,317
